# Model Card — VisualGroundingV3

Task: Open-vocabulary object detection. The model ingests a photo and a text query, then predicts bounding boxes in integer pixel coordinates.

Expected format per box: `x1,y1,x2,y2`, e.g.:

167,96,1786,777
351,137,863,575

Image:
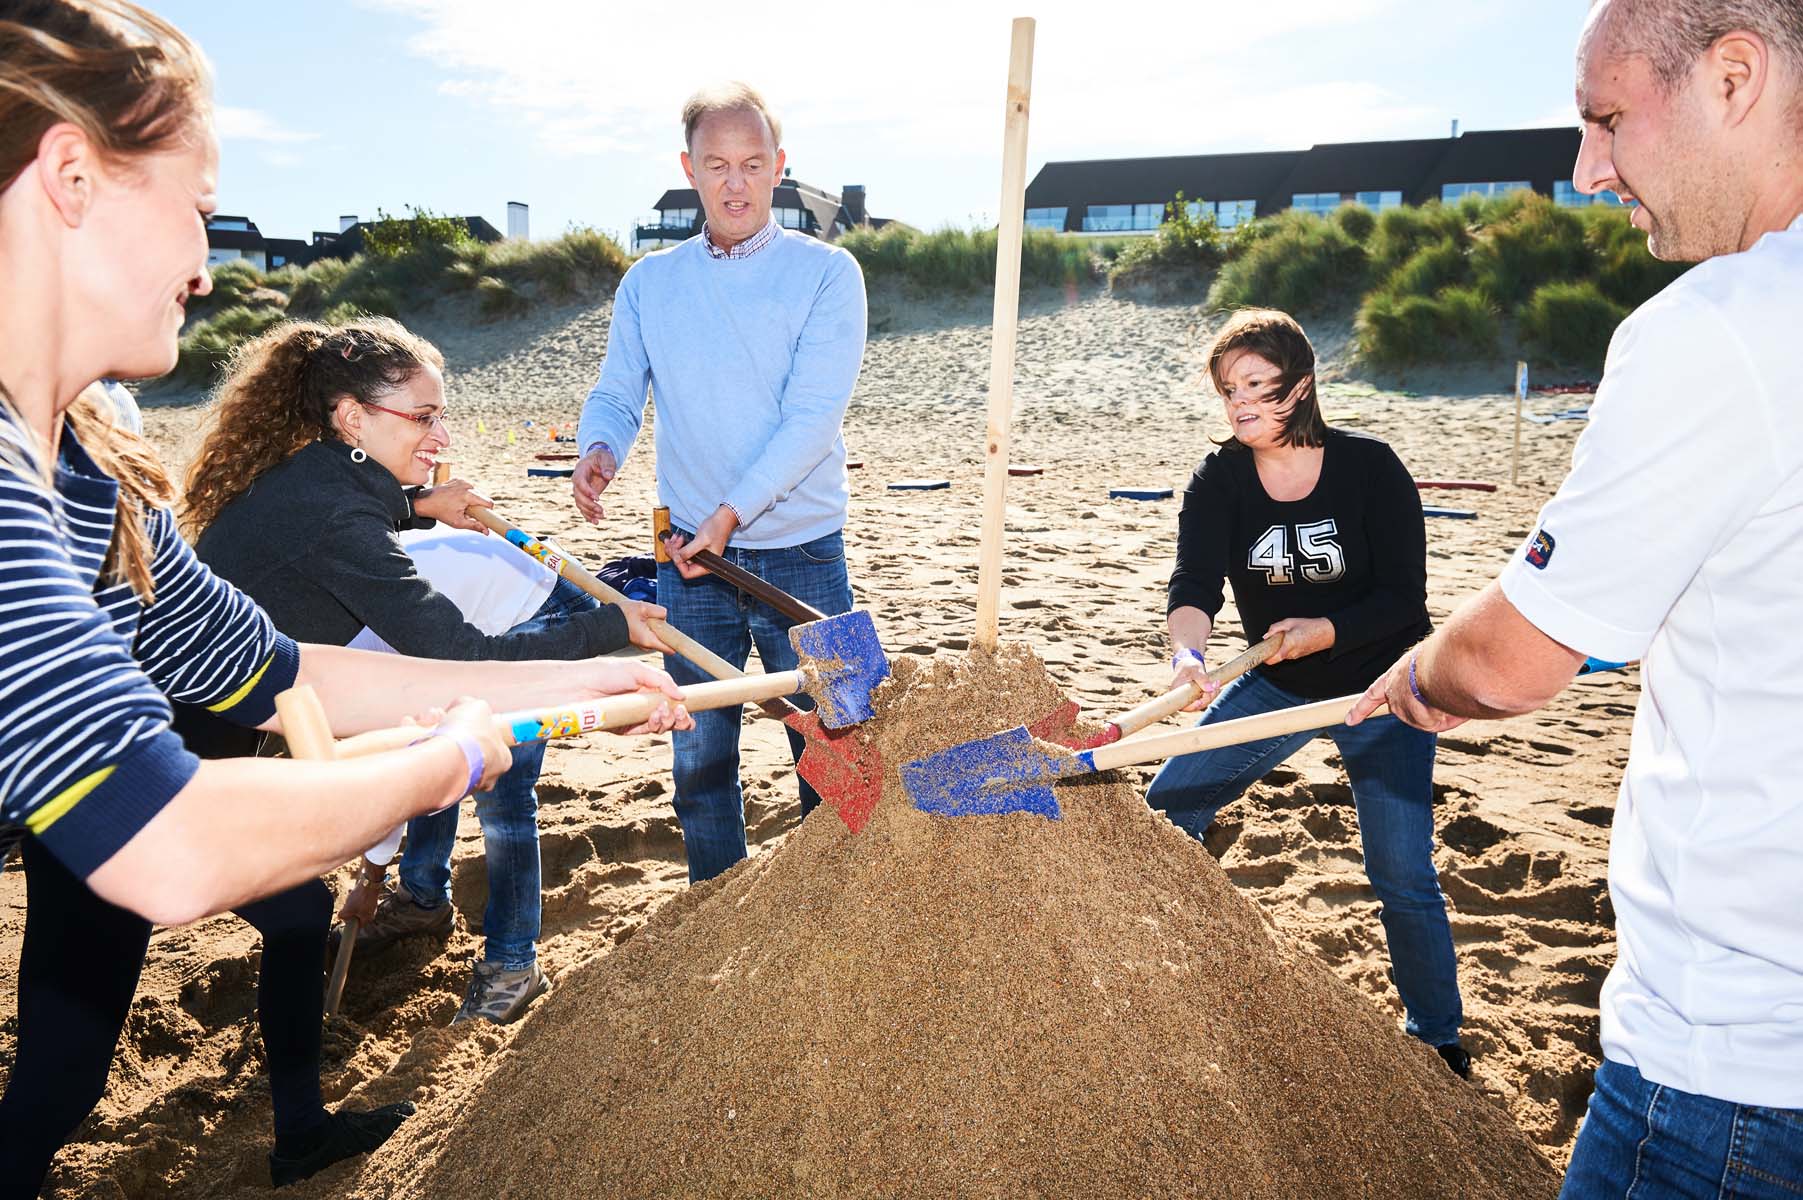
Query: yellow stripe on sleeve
205,653,273,714
26,765,116,834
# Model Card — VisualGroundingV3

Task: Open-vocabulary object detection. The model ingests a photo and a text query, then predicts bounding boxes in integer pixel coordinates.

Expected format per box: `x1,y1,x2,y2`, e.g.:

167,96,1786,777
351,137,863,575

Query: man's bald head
1589,0,1803,95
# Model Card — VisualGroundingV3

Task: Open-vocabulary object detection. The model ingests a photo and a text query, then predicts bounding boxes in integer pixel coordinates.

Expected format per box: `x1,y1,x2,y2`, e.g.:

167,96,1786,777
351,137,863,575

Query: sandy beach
1,285,1623,1197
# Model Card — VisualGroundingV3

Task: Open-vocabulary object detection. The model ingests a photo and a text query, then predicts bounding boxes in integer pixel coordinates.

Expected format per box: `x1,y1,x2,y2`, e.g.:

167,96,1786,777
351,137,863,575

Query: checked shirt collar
701,216,779,259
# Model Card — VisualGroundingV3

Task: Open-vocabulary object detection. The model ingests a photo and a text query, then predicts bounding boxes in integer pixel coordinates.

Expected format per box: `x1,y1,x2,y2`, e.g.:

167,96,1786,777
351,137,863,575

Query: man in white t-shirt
1348,1,1803,1193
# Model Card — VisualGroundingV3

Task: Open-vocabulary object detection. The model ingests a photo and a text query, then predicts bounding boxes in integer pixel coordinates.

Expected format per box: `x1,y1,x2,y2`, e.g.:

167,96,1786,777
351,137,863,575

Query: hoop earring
350,443,368,464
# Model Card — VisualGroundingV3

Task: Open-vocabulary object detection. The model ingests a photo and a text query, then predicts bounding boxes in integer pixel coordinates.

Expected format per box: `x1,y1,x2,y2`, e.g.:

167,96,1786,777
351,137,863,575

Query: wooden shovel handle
662,538,827,625
1109,635,1283,739
468,506,801,720
330,673,810,761
274,686,362,1018
1084,694,1380,774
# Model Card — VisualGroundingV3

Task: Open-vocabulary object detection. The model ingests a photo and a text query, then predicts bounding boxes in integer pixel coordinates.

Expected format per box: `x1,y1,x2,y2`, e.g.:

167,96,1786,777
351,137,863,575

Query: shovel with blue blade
901,693,1373,820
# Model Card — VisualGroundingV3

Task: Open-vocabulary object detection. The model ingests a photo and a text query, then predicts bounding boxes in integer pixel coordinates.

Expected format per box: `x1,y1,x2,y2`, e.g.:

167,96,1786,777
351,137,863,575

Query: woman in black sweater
1149,309,1467,1077
182,318,672,1030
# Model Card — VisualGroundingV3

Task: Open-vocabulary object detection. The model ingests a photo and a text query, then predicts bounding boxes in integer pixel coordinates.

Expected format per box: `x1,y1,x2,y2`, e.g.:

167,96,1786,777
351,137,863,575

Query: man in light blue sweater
573,82,867,882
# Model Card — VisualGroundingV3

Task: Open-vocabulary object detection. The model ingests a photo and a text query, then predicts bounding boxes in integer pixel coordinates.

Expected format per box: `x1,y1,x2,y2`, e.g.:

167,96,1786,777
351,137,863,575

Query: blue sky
161,0,1592,247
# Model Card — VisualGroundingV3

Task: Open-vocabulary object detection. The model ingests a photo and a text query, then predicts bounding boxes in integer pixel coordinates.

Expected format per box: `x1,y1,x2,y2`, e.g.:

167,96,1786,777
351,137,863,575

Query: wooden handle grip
683,547,826,624
1084,694,1373,773
331,673,810,761
273,685,361,1016
469,506,800,719
1109,635,1283,739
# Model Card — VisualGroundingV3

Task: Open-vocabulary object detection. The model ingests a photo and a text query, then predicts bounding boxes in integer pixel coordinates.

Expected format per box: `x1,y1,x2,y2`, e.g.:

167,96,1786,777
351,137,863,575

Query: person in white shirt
1348,1,1803,1193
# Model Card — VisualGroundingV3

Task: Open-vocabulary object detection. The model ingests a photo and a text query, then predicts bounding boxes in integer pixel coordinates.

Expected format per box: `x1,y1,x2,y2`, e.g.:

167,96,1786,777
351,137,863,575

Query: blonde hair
680,81,781,150
0,0,210,602
182,318,445,537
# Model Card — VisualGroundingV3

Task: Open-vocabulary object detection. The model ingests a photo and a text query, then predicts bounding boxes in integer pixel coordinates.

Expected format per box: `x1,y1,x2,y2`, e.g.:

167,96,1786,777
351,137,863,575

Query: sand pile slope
351,645,1557,1199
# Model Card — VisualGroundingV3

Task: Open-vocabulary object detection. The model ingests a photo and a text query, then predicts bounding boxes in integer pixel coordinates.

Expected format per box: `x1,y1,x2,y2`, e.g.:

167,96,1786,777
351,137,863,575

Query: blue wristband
1407,651,1425,704
1171,648,1205,672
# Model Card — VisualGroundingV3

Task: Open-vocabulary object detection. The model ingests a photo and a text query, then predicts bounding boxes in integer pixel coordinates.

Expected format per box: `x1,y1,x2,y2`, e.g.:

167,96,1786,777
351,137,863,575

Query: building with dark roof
207,211,513,272
204,215,309,271
633,175,897,252
1023,126,1620,234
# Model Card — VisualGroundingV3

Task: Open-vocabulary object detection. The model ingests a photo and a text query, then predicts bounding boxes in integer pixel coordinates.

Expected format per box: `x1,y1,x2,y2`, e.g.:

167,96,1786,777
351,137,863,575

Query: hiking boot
269,1101,415,1188
343,885,454,953
452,960,549,1026
1437,1041,1473,1080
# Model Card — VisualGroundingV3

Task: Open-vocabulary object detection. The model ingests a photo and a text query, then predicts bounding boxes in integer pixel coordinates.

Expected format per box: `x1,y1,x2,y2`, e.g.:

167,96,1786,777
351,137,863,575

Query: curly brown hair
181,318,444,536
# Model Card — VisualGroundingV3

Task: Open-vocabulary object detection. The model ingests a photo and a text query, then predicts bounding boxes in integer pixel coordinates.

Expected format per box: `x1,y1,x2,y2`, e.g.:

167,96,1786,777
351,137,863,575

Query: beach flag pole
1512,360,1528,486
973,16,1036,654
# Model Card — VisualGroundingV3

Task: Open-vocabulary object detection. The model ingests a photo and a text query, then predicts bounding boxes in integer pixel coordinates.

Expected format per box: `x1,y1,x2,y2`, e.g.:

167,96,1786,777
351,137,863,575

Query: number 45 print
1247,520,1346,585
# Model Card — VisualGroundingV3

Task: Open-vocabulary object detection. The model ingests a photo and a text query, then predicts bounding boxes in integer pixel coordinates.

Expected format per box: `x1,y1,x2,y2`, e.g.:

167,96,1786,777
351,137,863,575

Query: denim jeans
657,529,854,883
1561,1059,1803,1198
398,575,599,970
1145,669,1462,1047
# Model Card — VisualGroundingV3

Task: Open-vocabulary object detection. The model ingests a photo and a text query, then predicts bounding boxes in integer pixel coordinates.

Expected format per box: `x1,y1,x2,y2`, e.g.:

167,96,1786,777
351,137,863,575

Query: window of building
1553,181,1628,208
1215,199,1257,228
659,207,698,227
1081,204,1135,232
1291,192,1344,214
1354,191,1403,211
207,218,250,231
1131,202,1164,230
776,206,809,229
1440,181,1532,201
1025,206,1068,231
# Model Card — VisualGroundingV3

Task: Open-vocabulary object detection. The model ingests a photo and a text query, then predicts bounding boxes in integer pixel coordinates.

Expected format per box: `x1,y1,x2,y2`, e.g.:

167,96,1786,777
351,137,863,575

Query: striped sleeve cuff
204,634,300,726
33,728,199,880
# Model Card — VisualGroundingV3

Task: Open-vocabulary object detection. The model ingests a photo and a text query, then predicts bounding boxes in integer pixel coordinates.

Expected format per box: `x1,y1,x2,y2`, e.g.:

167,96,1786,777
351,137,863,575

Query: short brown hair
1205,309,1327,449
1595,0,1803,93
680,81,781,150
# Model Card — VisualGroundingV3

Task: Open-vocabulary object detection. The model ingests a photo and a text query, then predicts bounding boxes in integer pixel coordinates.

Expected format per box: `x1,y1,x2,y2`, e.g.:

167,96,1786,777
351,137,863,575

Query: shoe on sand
269,1101,415,1188
1437,1041,1473,1080
343,885,454,953
452,960,549,1026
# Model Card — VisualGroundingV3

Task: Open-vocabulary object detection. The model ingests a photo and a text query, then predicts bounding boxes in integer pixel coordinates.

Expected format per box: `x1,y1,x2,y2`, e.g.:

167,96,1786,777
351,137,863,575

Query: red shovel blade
1024,699,1121,752
786,711,884,834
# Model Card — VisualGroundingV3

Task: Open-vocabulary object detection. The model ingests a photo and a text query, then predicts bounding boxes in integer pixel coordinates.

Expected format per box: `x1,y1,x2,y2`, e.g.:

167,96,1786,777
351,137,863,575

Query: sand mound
349,645,1557,1199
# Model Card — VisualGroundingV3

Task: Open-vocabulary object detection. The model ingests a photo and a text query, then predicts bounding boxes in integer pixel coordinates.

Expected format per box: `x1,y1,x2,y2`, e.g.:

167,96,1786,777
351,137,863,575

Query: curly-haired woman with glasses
182,317,675,1030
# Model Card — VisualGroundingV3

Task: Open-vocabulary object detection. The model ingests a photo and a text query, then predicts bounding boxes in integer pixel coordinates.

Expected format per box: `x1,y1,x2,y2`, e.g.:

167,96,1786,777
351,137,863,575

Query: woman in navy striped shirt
0,3,688,1192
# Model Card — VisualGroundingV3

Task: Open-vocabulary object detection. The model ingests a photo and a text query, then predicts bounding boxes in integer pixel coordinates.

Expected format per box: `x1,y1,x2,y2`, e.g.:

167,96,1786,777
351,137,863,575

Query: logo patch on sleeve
1526,528,1556,569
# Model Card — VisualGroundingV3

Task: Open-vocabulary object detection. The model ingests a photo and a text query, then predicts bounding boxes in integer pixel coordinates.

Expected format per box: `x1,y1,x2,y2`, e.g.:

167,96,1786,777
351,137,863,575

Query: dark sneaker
345,885,454,952
269,1101,415,1188
1437,1041,1473,1080
452,960,549,1026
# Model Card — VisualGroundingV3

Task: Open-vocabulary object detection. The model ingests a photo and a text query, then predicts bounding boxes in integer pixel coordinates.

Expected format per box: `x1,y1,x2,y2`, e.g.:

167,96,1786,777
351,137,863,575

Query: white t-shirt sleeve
1499,292,1779,664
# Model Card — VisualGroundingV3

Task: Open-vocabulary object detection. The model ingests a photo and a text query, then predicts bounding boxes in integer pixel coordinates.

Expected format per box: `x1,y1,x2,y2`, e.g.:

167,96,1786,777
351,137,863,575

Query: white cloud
214,105,320,144
358,0,1413,162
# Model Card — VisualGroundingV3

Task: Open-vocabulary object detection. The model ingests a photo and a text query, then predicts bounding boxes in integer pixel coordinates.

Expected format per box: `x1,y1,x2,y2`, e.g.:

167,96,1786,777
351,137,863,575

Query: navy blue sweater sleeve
1167,453,1233,619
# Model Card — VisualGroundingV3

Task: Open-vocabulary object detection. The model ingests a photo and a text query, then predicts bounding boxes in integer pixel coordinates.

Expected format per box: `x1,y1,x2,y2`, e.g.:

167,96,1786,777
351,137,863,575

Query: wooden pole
1512,360,1527,486
274,686,370,1018
973,16,1035,654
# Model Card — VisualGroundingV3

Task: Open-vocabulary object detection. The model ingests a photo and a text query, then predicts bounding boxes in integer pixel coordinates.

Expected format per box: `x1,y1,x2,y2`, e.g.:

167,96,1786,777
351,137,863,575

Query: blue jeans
1145,669,1462,1047
658,529,854,884
1562,1059,1803,1198
398,576,599,970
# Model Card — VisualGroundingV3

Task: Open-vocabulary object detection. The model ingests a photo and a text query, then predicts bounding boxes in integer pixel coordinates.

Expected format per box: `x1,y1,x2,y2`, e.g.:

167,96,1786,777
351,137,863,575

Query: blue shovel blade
900,726,1062,820
789,609,890,728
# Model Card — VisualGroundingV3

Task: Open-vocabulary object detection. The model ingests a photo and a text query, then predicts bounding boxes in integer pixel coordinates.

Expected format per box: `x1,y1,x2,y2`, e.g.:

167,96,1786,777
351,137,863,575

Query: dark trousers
0,838,331,1199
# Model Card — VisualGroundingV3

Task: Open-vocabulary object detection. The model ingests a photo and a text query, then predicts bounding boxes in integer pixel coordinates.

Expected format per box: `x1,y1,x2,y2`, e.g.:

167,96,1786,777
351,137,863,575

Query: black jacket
194,440,627,659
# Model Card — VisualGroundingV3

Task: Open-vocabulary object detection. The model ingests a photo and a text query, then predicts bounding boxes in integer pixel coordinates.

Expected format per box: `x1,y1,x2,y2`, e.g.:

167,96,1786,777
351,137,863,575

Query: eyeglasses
362,402,448,431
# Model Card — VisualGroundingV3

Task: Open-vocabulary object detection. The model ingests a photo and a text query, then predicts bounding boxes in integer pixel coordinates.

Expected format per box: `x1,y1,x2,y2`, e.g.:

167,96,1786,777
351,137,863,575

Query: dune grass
837,223,1097,290
174,225,632,385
